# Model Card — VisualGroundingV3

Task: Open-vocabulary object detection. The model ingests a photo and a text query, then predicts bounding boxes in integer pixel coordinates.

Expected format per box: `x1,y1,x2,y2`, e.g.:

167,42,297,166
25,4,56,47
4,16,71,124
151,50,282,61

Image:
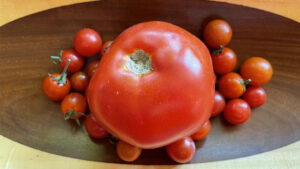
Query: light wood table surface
0,0,300,168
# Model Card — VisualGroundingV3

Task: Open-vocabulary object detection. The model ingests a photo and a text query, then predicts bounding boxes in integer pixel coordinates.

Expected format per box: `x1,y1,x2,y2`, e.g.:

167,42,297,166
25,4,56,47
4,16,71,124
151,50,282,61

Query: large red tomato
87,21,215,149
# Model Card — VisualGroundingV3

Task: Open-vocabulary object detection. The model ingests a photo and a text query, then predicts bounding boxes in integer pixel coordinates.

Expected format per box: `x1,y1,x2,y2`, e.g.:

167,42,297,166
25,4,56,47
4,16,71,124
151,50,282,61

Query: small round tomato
61,92,87,125
203,19,232,49
211,91,226,117
86,60,99,78
117,140,142,162
240,57,273,86
42,73,71,101
166,136,196,163
224,99,251,125
74,28,102,57
191,121,211,141
101,40,113,56
42,60,71,101
70,71,89,91
219,72,249,99
85,114,108,139
242,86,266,107
212,47,237,74
51,49,84,73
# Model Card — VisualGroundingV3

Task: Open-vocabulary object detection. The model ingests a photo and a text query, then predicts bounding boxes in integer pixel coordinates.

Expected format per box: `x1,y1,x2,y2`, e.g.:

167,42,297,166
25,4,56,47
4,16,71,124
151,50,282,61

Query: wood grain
0,0,300,167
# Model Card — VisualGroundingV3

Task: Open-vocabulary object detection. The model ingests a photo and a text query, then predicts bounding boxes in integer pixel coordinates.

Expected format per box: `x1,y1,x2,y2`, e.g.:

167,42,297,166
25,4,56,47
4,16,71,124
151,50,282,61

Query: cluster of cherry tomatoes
42,19,273,164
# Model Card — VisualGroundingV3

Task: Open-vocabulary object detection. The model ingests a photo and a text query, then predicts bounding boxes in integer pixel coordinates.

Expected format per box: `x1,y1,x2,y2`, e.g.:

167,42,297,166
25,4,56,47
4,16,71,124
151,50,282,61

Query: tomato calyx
241,78,252,92
211,45,224,55
64,108,86,126
125,49,153,76
48,59,71,84
50,50,63,64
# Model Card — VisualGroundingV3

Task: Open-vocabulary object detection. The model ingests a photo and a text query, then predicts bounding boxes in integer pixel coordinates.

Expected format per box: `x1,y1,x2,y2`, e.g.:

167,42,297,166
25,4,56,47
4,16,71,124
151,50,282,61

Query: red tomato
242,86,266,107
42,73,71,101
117,140,142,162
74,28,102,57
70,71,89,91
191,121,211,141
86,60,99,78
211,91,225,117
42,60,71,101
87,21,215,149
240,57,273,86
211,47,237,74
61,92,87,125
224,99,251,125
203,19,232,49
51,49,84,73
101,40,113,56
219,72,248,99
166,136,196,163
85,114,108,139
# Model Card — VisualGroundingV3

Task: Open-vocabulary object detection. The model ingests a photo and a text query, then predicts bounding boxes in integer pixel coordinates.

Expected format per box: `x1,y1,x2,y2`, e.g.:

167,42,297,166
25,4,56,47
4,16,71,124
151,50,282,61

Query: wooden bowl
0,0,299,164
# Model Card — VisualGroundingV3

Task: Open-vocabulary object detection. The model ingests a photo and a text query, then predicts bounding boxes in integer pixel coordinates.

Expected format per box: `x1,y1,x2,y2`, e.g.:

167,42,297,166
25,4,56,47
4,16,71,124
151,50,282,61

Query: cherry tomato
116,140,142,162
211,91,226,117
61,92,87,125
42,73,71,101
219,72,248,99
242,86,266,107
203,19,232,49
101,40,113,56
224,99,251,125
85,114,108,139
87,21,215,149
166,136,195,163
211,47,237,74
86,60,99,78
51,49,84,73
42,60,71,101
240,57,273,86
191,121,211,141
74,28,102,57
70,71,89,91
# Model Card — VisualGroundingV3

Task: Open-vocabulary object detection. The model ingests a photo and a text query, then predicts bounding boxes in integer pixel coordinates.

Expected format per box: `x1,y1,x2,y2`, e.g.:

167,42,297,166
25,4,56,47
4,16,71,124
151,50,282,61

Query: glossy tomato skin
211,91,226,117
85,114,108,138
61,92,87,119
203,19,232,49
219,72,245,99
86,60,99,78
242,86,266,107
191,120,211,141
59,49,84,73
240,57,273,86
166,136,196,163
70,71,89,91
42,73,71,101
74,28,102,57
87,21,215,149
212,47,237,74
224,99,251,125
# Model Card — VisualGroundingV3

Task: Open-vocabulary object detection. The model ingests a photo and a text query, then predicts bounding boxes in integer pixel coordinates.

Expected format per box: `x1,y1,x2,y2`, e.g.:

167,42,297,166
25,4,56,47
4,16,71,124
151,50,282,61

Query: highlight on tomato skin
166,136,196,163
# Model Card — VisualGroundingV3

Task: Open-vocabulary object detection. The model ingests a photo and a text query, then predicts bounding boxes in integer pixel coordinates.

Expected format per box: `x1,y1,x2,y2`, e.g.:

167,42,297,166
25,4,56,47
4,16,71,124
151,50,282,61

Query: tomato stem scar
125,49,153,76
